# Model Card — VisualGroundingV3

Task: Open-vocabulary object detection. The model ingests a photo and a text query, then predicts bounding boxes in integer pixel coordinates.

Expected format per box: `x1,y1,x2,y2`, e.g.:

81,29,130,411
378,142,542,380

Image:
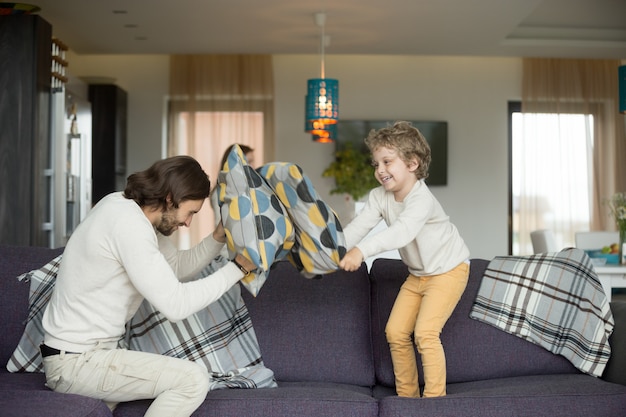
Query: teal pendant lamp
305,12,339,142
617,65,626,114
306,78,339,124
305,118,337,143
305,116,337,141
310,121,337,143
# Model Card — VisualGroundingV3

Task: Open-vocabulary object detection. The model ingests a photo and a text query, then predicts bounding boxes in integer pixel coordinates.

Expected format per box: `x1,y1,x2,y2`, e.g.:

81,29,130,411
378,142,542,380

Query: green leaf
322,142,378,200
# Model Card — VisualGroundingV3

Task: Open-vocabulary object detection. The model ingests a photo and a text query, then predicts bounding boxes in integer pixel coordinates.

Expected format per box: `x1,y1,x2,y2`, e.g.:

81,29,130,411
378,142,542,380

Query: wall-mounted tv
335,120,448,186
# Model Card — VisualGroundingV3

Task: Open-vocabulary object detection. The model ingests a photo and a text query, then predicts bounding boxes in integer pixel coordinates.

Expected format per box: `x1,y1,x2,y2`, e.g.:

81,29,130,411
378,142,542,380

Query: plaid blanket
7,255,63,372
127,255,276,390
8,255,277,391
469,248,614,377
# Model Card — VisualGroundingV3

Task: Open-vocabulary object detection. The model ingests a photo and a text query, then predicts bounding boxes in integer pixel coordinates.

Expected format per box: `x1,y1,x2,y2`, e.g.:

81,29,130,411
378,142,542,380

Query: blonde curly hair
364,121,431,180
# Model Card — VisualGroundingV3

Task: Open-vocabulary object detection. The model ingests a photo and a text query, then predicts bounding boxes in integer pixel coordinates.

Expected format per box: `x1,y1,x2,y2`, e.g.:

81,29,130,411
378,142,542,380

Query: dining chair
530,229,559,254
574,231,619,250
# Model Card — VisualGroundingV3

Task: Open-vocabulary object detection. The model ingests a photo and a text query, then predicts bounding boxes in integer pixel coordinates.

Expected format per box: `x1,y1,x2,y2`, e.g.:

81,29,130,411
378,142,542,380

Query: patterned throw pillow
257,162,347,276
127,260,276,390
6,255,62,372
217,145,295,296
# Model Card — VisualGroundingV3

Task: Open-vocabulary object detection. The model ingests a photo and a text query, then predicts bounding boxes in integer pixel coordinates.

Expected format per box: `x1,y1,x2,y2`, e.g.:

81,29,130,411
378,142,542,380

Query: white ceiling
31,0,626,58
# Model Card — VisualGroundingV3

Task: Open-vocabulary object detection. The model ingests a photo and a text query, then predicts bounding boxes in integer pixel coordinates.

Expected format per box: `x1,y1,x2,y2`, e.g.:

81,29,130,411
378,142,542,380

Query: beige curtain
167,54,275,246
522,58,625,232
168,54,274,159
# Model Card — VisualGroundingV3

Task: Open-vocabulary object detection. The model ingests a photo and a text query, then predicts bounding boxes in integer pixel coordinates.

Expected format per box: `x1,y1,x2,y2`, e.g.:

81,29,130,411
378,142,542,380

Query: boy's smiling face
371,146,419,201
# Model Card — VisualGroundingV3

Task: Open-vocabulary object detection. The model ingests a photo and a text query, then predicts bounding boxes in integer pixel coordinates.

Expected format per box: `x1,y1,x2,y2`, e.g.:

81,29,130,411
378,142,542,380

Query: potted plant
322,142,378,201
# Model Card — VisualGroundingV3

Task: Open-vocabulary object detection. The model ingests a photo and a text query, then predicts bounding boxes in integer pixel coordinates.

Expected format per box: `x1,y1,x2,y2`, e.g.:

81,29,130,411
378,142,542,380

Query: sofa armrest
602,300,626,385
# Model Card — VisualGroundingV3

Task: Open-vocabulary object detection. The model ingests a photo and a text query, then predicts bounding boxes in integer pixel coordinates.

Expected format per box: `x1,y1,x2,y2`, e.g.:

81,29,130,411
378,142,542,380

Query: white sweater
43,192,243,353
344,180,470,276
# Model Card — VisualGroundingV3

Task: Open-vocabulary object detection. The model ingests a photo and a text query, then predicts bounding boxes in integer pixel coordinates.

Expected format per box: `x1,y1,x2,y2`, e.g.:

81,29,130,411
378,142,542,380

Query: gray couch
1,244,625,417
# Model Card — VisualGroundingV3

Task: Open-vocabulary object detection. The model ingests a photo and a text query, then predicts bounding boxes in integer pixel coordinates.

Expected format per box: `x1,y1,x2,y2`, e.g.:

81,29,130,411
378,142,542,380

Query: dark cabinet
88,84,127,205
0,15,52,246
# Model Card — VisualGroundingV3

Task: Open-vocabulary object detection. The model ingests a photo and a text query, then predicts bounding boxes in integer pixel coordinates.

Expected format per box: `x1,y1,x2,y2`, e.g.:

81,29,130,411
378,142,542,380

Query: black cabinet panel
0,15,52,246
88,84,127,205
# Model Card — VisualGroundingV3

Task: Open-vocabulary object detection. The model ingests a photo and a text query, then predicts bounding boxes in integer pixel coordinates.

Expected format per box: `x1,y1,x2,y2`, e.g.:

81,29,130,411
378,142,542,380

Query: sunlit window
174,111,264,248
511,107,594,255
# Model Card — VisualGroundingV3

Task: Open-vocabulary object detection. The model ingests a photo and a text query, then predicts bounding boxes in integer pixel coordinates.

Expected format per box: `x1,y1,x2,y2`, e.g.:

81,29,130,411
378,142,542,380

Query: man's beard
156,209,180,236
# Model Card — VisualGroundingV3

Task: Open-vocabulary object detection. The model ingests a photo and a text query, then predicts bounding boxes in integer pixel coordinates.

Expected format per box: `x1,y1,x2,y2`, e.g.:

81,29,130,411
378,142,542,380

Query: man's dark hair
124,155,211,211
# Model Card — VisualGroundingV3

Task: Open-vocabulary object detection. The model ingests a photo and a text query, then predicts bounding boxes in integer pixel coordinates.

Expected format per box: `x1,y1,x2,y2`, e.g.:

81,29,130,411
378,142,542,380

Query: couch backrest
241,260,376,386
369,258,578,387
0,245,64,369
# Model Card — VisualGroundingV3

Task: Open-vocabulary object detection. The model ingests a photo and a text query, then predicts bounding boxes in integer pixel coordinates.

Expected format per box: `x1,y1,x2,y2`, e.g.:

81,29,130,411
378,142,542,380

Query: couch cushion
603,300,626,385
377,374,626,417
241,260,375,386
0,245,64,369
0,389,112,417
0,371,47,390
113,382,378,417
257,162,347,275
369,258,577,388
0,371,111,417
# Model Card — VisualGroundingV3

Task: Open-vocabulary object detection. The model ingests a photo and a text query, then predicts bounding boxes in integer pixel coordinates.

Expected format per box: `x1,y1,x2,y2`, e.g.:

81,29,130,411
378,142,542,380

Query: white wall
66,52,169,173
67,52,522,260
274,55,521,261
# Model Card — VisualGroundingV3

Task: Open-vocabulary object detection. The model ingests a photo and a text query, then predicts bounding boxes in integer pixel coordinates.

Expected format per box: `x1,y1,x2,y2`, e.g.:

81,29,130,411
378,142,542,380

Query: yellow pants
385,261,469,398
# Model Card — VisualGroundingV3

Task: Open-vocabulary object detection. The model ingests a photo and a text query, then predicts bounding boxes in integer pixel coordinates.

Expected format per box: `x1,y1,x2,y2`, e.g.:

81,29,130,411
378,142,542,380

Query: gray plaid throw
469,248,614,377
8,255,277,391
127,255,277,390
6,255,63,372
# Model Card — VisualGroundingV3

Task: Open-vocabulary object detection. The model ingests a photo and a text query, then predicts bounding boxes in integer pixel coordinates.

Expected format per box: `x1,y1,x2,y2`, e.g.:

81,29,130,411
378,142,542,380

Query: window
166,55,275,249
173,111,264,249
509,102,594,255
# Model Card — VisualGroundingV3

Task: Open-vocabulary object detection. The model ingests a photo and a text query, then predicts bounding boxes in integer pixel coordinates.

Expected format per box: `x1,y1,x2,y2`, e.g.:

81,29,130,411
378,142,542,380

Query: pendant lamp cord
320,20,325,79
316,12,326,79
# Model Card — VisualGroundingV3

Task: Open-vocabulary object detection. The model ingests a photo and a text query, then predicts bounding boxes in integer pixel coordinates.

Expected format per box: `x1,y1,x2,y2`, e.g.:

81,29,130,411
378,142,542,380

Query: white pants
42,348,210,417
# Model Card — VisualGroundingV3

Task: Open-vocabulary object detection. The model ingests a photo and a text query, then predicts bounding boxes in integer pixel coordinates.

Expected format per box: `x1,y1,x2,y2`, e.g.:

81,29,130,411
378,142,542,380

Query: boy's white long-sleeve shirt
344,180,469,276
42,192,243,353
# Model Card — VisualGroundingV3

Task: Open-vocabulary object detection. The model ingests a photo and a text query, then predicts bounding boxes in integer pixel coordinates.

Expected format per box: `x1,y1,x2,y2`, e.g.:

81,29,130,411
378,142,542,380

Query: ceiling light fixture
305,12,338,143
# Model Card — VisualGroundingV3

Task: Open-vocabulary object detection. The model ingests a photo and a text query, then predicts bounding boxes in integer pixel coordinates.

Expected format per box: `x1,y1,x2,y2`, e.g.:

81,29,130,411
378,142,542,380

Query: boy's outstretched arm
339,247,364,272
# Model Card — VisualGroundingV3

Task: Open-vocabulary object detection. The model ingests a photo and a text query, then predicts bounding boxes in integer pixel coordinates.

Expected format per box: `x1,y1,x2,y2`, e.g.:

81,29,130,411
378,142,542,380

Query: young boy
339,121,470,398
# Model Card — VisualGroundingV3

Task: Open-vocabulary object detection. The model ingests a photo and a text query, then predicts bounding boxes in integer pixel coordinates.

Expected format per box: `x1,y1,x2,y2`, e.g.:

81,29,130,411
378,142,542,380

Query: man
40,155,256,417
